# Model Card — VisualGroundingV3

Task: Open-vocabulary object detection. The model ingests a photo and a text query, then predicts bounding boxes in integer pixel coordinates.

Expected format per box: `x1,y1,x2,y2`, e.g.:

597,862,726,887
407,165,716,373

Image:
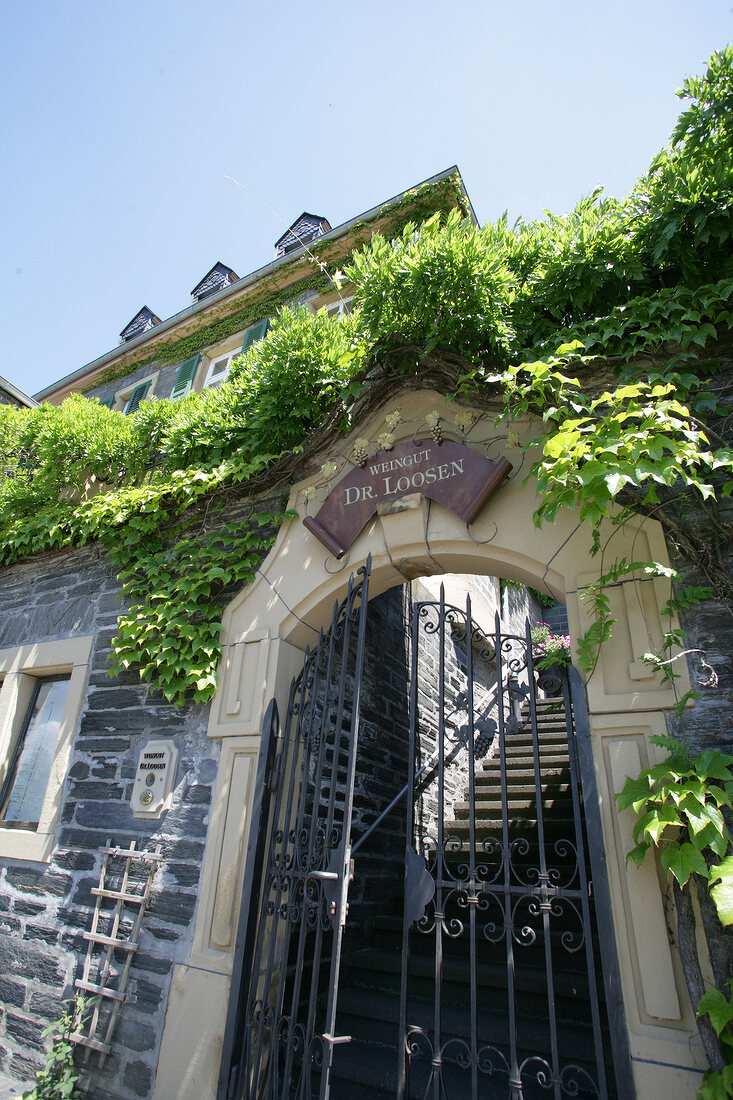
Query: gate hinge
266,753,282,792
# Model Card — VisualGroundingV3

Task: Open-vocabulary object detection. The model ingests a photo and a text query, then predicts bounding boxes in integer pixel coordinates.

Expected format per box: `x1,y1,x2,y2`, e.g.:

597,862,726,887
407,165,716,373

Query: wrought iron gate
219,559,371,1100
392,591,633,1100
219,573,633,1100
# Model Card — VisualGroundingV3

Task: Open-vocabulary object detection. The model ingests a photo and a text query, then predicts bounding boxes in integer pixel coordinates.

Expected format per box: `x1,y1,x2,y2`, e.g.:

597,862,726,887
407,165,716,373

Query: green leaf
698,988,733,1036
709,857,733,925
661,842,709,886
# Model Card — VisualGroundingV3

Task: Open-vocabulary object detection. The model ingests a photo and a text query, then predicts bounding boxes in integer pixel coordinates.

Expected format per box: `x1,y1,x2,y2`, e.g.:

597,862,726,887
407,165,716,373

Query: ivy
83,174,469,394
86,270,330,391
616,744,733,916
1,49,731,733
109,511,294,706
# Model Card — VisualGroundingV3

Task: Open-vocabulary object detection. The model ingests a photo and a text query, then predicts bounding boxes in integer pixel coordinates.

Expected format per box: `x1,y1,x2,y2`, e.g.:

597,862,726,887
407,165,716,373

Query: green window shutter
98,396,115,409
241,318,269,355
170,354,200,401
124,380,151,415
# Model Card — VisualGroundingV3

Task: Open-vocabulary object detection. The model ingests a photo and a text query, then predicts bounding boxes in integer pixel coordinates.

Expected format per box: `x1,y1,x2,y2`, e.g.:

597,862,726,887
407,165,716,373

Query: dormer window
275,213,331,258
190,262,239,304
119,306,162,344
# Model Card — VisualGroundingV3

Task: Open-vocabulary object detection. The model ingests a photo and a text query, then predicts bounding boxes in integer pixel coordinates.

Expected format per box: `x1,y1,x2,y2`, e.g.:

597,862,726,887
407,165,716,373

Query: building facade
0,169,729,1100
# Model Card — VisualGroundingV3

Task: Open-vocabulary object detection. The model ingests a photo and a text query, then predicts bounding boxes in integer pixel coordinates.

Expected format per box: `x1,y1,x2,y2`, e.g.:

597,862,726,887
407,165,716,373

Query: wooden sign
303,439,512,558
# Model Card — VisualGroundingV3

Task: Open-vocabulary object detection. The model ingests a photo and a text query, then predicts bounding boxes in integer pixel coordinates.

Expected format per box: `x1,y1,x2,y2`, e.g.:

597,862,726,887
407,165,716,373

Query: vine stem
671,876,726,1074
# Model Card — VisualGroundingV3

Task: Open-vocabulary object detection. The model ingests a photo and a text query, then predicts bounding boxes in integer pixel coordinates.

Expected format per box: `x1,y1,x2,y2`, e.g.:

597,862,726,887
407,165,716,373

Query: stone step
333,985,605,1067
342,945,592,1005
452,794,574,817
474,767,570,786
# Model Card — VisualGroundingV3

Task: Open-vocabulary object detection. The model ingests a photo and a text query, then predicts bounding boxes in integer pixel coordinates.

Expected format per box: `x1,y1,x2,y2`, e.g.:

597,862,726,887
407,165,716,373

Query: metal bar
280,598,345,1098
431,587,447,1100
496,612,520,1098
466,595,479,1099
319,557,371,1100
280,621,335,1100
561,667,607,1099
304,587,352,1099
569,666,636,1099
275,640,324,1098
397,596,422,1100
525,621,561,1099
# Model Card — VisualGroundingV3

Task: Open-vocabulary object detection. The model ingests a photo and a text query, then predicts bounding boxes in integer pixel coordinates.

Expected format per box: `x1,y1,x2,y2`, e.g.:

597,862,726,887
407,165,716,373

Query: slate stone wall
665,501,733,989
0,544,219,1100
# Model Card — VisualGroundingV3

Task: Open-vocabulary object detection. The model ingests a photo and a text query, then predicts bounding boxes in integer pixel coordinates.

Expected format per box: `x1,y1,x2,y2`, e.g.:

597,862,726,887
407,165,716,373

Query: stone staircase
327,696,618,1099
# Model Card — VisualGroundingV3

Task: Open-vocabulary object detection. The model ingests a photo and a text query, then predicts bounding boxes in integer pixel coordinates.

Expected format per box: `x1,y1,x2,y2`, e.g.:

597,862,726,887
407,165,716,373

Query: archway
153,391,706,1100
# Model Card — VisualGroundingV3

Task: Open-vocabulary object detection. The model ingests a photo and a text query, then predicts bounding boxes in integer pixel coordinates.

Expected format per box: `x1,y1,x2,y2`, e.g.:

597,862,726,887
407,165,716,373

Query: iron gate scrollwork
220,572,634,1100
396,590,633,1100
219,558,371,1100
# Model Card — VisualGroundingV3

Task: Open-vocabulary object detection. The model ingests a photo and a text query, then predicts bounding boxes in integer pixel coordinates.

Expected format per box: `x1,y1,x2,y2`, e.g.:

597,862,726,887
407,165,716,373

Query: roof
274,213,331,256
190,262,239,302
0,373,39,408
34,167,476,402
119,306,162,343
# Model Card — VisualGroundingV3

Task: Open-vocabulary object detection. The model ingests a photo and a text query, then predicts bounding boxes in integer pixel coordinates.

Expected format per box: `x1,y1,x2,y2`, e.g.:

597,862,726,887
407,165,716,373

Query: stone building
0,168,729,1100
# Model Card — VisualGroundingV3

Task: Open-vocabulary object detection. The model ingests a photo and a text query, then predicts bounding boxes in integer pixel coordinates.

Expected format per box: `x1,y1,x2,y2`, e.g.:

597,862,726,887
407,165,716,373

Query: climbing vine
0,51,731,716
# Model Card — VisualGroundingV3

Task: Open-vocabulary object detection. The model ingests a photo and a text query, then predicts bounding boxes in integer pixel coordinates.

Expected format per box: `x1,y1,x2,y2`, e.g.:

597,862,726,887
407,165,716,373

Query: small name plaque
131,739,179,819
303,439,511,558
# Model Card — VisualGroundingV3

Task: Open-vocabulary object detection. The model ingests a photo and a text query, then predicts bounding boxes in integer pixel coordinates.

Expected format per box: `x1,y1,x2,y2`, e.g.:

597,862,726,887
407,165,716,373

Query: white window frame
0,635,93,862
200,334,246,391
319,295,354,322
113,370,159,413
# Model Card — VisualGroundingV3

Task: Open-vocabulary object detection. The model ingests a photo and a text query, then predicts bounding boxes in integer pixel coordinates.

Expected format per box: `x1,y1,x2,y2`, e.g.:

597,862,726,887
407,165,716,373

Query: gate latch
307,854,353,924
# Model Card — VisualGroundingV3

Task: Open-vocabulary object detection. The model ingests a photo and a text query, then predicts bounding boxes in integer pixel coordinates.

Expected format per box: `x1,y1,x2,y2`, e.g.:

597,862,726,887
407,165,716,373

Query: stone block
123,1058,153,1097
181,783,212,806
29,991,63,1020
12,899,45,917
5,1012,46,1050
132,953,173,977
53,849,97,873
86,688,145,710
0,977,26,1009
5,869,72,898
165,863,201,888
9,1050,43,1082
23,925,59,947
69,781,124,801
146,890,196,926
114,1016,156,1053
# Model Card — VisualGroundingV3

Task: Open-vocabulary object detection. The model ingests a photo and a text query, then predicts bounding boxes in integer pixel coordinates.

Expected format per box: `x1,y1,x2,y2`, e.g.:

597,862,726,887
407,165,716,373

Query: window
0,677,70,828
0,636,92,862
112,371,159,414
203,349,239,390
202,320,269,390
320,296,353,322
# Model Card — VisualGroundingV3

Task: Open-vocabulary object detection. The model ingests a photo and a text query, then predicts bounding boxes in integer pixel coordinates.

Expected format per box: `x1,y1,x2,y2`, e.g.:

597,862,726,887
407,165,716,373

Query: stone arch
154,390,706,1100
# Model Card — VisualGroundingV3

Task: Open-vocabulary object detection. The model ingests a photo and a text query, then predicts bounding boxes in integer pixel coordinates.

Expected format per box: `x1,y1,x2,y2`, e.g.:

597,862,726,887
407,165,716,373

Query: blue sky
1,0,731,397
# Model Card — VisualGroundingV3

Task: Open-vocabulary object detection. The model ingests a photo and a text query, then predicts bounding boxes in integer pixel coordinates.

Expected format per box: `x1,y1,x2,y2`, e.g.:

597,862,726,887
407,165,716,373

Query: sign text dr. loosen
344,449,465,505
303,438,512,559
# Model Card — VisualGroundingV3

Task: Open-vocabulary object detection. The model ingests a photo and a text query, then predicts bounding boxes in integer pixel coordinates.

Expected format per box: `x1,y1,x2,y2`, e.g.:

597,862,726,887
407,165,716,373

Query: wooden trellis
72,839,161,1063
